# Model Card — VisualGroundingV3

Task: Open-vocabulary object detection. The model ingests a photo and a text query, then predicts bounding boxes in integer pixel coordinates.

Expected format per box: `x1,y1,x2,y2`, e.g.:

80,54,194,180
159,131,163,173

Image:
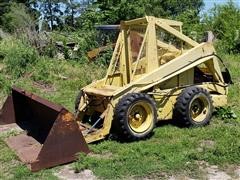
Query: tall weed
0,38,38,78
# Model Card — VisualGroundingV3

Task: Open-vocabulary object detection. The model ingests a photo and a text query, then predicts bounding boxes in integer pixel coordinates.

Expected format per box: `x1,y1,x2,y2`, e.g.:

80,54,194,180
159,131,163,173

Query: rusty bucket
0,87,90,172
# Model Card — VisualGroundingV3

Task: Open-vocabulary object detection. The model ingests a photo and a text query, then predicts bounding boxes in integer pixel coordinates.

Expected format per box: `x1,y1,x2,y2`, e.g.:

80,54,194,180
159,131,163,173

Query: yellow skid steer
0,16,232,171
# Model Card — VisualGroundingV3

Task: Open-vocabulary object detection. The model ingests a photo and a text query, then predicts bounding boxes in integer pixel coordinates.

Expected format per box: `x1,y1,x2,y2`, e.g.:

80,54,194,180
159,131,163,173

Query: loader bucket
0,87,90,172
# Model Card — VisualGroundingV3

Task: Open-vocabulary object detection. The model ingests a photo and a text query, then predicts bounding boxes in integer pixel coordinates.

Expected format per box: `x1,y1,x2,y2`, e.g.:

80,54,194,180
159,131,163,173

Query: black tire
173,86,213,127
75,91,82,112
113,93,157,140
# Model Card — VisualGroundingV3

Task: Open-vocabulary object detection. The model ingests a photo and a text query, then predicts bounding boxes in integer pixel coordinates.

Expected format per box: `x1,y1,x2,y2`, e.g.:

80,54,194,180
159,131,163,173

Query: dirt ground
0,122,239,180
54,165,97,180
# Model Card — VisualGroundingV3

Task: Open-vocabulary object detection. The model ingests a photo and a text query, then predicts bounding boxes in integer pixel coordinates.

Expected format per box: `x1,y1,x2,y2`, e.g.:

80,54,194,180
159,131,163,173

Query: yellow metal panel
179,69,194,86
160,76,178,89
154,94,177,120
157,18,183,27
85,104,115,143
198,83,228,95
123,17,147,26
146,17,158,72
123,27,131,84
152,88,181,120
211,94,228,107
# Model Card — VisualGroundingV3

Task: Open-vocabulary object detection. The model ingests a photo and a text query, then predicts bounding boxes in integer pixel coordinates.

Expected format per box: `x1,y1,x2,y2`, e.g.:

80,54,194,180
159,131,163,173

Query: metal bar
155,20,199,47
131,27,149,80
86,117,102,134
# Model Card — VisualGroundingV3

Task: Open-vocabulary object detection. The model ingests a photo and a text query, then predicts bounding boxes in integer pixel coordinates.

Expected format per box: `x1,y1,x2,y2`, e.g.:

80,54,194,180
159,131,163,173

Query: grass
0,53,239,179
73,119,240,179
0,57,105,110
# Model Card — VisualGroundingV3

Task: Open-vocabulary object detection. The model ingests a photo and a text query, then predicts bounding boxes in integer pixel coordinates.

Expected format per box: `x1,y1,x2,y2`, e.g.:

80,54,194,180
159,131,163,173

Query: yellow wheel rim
128,101,153,133
190,94,210,122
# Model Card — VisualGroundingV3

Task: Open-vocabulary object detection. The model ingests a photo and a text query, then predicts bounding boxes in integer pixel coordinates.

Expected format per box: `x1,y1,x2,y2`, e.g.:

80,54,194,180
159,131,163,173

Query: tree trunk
70,0,74,27
71,8,74,27
48,0,53,30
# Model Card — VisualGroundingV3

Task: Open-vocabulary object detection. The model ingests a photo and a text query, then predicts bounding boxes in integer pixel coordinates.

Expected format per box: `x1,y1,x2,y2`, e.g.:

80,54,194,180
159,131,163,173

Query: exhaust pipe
0,87,90,171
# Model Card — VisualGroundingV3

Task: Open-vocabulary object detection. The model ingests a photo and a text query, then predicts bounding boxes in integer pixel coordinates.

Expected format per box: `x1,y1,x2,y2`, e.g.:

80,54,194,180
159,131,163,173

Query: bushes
1,3,34,33
43,30,99,61
0,74,10,93
0,38,38,78
203,1,240,53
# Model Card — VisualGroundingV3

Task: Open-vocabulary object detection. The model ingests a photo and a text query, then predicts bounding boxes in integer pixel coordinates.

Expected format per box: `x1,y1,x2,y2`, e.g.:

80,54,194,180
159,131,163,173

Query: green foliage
70,31,99,59
1,0,204,34
215,106,237,120
49,30,98,60
145,0,204,17
12,57,106,110
0,38,38,78
75,7,104,29
1,3,34,33
94,46,113,67
86,0,204,24
96,0,145,24
176,9,204,40
64,0,82,27
30,57,57,84
0,1,11,27
43,42,57,58
35,0,66,30
0,74,11,93
203,1,240,53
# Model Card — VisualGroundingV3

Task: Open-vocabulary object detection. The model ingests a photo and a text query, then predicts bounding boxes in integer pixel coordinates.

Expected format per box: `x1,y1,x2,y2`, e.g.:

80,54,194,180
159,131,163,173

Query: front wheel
113,93,157,140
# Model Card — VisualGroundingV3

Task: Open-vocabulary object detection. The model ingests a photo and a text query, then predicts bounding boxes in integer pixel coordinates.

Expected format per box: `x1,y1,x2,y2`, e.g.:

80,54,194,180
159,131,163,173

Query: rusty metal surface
6,133,41,163
87,43,115,60
12,86,63,111
0,96,16,125
1,87,90,172
30,109,90,171
130,31,144,61
3,87,66,143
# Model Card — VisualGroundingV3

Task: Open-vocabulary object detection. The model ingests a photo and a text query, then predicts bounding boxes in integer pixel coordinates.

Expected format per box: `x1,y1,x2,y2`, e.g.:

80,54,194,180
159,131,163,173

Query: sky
203,0,240,12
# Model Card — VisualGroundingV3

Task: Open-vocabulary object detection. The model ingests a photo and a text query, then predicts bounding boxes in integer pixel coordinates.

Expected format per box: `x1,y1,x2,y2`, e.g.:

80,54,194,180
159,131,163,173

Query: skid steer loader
0,16,232,171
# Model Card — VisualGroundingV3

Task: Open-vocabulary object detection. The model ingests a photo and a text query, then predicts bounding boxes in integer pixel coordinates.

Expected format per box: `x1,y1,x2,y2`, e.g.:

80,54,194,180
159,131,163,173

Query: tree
64,0,81,27
203,1,240,53
36,0,90,30
0,0,38,30
0,1,13,27
92,0,146,24
1,2,34,32
144,0,204,18
28,0,66,31
42,0,63,30
77,0,204,29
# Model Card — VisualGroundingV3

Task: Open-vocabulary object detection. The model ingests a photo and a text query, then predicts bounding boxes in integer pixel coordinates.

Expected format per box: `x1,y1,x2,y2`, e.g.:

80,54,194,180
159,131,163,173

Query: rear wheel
113,93,157,140
173,86,213,127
